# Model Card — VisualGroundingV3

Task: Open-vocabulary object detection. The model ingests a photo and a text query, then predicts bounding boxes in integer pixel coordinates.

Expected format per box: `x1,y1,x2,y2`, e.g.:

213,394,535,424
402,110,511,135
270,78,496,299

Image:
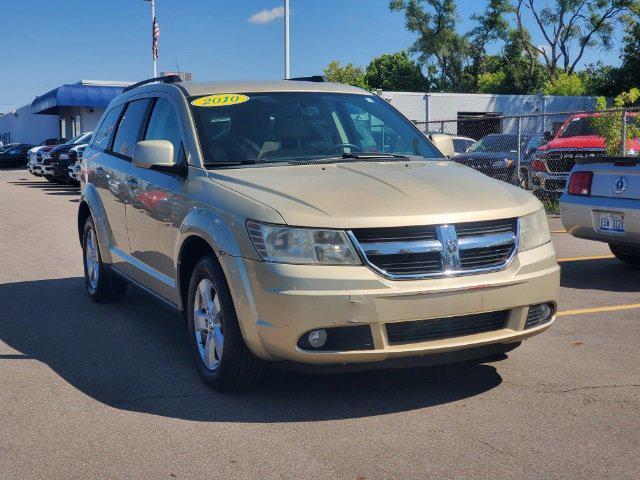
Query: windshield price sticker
191,94,249,107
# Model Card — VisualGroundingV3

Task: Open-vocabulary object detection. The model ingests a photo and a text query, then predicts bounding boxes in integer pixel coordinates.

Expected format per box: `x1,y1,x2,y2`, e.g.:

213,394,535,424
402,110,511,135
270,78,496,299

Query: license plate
60,154,69,159
598,212,625,234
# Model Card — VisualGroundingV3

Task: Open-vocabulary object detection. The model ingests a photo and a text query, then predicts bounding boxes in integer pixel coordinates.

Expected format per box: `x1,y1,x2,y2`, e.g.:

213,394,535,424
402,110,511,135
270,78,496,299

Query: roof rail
286,75,327,83
123,75,182,93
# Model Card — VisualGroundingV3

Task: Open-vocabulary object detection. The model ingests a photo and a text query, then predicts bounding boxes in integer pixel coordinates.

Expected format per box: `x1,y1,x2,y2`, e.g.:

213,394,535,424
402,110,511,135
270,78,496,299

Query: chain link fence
414,107,640,209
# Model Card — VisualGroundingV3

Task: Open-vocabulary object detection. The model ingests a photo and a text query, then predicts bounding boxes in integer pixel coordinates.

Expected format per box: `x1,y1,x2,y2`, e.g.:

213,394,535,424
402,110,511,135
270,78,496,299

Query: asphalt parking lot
0,168,638,480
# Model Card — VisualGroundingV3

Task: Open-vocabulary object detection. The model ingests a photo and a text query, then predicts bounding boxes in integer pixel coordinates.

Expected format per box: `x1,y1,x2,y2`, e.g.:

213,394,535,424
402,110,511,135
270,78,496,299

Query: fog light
539,303,553,321
308,329,328,349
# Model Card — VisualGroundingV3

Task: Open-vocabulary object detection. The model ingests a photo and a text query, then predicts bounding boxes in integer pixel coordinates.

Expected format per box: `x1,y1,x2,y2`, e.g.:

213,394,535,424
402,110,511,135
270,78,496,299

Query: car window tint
112,100,150,158
144,98,182,163
93,105,124,149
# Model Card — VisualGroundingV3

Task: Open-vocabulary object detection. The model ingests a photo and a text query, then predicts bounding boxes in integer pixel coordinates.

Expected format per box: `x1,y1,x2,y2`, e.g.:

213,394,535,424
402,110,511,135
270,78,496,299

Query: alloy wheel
85,228,100,290
193,278,224,371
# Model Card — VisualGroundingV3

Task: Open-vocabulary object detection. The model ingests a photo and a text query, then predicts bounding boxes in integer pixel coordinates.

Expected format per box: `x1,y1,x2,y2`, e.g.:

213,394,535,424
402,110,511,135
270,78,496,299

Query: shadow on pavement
560,257,640,293
0,277,502,422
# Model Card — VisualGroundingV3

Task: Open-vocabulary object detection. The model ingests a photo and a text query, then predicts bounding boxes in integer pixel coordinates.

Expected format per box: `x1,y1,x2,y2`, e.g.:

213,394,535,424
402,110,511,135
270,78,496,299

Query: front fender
174,208,276,360
81,184,113,264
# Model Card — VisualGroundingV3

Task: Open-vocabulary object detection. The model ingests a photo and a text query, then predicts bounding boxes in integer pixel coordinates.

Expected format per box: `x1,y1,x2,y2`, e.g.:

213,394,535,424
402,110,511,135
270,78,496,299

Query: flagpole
284,0,290,79
151,0,157,77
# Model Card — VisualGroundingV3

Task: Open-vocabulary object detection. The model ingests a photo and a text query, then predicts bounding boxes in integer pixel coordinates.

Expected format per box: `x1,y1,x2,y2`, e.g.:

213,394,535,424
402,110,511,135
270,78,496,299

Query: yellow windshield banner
191,94,249,107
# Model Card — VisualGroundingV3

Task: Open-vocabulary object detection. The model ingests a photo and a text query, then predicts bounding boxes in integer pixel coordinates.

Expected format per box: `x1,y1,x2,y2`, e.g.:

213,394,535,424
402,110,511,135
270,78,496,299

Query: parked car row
26,132,92,185
444,112,640,198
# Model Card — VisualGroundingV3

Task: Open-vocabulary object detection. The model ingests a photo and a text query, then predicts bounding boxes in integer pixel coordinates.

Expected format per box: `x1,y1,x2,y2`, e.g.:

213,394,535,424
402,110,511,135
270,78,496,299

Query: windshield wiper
203,159,257,168
341,152,410,159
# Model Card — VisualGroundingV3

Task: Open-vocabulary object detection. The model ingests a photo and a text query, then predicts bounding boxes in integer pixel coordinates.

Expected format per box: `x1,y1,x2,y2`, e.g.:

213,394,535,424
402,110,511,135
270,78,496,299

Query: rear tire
187,256,264,391
609,244,640,268
82,217,127,302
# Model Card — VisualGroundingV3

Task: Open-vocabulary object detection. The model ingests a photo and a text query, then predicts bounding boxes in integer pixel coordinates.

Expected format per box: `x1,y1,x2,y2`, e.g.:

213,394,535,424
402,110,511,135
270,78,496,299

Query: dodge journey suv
78,76,559,391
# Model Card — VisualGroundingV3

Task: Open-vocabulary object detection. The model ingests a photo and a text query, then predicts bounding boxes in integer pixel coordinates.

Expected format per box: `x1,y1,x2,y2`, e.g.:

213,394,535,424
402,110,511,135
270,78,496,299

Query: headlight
491,159,513,168
247,221,360,265
518,208,551,251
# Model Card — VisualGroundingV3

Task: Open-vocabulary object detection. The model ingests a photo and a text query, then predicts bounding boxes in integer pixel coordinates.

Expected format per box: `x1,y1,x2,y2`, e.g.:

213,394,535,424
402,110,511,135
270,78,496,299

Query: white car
27,139,65,176
451,135,476,155
67,144,87,183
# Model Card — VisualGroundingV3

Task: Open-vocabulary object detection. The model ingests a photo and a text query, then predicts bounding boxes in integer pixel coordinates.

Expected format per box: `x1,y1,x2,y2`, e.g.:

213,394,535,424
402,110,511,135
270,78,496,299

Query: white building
0,80,132,145
381,91,598,138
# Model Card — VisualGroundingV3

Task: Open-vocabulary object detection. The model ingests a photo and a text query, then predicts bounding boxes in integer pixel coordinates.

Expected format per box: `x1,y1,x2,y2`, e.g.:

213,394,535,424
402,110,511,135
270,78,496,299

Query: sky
0,0,623,111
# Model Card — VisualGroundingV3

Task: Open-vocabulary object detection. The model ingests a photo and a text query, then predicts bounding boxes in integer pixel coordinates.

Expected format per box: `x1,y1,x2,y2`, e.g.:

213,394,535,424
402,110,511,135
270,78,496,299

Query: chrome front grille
350,218,518,279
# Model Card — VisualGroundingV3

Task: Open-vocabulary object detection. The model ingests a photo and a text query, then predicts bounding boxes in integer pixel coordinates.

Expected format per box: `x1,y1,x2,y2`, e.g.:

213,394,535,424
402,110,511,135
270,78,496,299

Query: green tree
616,13,640,92
512,0,639,78
389,0,473,91
544,73,587,96
592,88,640,155
476,71,507,93
467,0,511,77
365,51,427,91
580,62,620,96
323,61,368,89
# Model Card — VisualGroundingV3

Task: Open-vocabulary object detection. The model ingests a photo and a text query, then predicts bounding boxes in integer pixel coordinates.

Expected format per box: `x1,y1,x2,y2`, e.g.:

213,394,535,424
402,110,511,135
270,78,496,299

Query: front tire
187,256,264,391
609,244,640,268
82,217,127,302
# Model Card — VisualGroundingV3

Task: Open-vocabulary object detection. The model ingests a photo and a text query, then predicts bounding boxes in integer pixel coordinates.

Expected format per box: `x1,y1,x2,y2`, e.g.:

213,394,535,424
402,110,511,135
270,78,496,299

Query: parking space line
557,254,615,262
550,229,566,233
558,303,640,317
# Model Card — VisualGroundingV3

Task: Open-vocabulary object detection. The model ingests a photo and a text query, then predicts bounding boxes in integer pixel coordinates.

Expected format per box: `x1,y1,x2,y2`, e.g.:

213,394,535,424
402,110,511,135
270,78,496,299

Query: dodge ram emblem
446,239,458,255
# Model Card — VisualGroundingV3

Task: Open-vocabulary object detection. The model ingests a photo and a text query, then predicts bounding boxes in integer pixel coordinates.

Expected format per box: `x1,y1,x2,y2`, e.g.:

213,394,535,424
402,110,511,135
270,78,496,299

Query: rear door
89,99,150,273
125,96,186,302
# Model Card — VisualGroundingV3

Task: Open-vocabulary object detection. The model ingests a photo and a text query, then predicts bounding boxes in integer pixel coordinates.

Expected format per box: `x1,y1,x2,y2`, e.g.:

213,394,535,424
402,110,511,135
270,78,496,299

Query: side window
93,105,124,149
144,98,183,164
112,100,150,158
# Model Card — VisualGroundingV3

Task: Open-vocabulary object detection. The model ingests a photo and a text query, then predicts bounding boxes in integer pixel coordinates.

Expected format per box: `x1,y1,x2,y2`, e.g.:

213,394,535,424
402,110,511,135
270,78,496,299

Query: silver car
560,157,640,266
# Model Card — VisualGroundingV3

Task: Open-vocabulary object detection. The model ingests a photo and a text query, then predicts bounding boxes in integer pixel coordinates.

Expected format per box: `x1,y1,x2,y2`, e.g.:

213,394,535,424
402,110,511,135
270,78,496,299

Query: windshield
74,132,93,144
468,135,521,153
64,134,84,146
189,92,443,165
559,117,598,138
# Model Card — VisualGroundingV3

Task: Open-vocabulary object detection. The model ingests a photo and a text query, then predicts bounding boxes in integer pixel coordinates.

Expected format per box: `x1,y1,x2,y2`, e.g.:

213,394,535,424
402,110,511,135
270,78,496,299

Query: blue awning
31,84,125,115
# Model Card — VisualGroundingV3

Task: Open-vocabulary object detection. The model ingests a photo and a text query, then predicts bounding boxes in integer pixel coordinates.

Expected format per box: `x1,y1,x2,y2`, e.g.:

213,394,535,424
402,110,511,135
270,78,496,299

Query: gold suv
77,76,559,391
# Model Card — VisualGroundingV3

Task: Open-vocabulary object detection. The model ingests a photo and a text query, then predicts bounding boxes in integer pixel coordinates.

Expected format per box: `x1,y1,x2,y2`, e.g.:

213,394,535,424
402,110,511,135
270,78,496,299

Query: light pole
284,0,290,79
144,0,158,78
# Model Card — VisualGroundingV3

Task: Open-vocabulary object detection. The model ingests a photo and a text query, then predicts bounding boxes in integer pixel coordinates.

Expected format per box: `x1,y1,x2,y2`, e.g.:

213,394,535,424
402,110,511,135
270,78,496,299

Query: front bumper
560,193,640,246
531,171,568,193
221,242,560,364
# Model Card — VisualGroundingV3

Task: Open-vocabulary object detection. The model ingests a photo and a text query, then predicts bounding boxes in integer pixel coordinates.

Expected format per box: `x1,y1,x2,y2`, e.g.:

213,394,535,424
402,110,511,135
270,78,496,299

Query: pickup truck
531,113,640,198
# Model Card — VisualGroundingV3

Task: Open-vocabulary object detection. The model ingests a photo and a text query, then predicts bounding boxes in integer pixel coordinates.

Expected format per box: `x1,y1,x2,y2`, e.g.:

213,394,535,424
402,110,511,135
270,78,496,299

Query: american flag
152,16,160,60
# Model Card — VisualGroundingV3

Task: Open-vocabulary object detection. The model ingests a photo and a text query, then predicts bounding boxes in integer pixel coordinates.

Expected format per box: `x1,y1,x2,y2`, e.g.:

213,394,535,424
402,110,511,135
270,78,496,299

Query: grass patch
542,198,560,214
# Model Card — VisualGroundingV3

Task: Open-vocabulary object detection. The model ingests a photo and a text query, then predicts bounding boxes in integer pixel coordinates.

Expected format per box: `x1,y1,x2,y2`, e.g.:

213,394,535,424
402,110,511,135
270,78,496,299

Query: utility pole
284,0,290,79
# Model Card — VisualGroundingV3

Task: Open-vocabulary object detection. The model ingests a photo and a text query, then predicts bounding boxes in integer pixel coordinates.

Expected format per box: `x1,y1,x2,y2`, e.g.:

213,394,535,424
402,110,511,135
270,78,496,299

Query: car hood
207,160,540,228
454,152,517,163
541,136,605,150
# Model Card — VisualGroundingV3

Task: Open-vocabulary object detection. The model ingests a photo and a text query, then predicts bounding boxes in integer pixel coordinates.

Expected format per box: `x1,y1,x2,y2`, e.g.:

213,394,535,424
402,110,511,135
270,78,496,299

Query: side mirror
429,134,455,158
133,140,182,173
